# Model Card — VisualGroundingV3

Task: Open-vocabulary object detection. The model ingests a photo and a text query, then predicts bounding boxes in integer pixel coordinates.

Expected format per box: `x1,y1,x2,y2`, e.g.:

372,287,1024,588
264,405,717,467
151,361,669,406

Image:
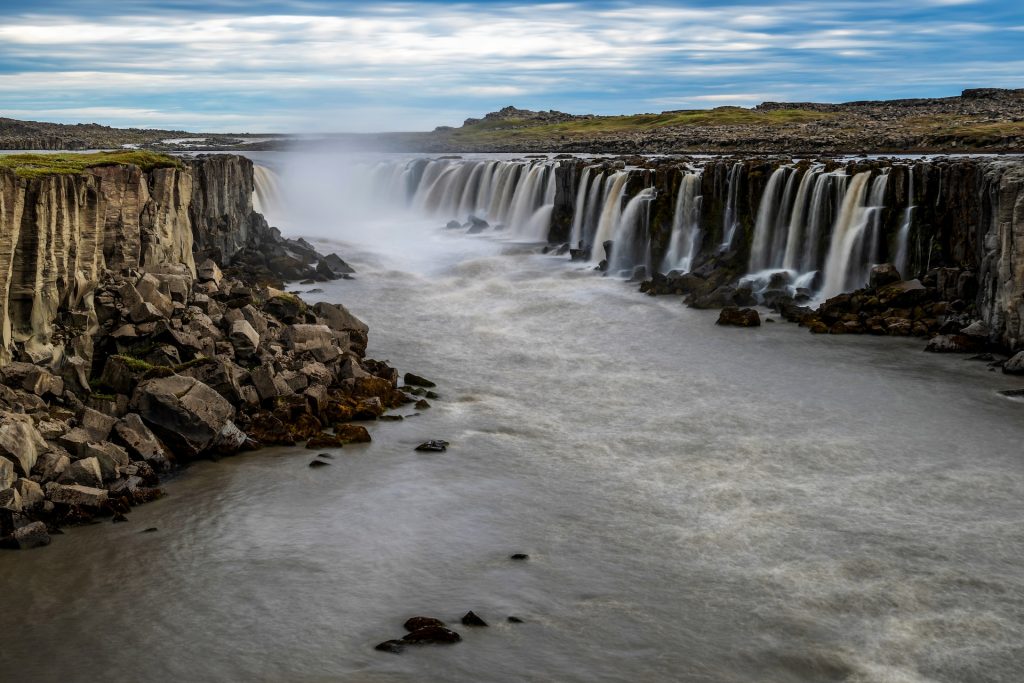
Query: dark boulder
717,307,761,327
415,440,449,452
402,626,462,645
461,611,488,627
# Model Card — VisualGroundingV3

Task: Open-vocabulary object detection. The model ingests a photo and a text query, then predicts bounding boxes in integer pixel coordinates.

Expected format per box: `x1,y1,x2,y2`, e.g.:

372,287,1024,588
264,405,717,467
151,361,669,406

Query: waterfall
570,167,594,247
591,172,630,263
609,188,656,275
894,167,916,277
582,169,607,252
720,163,743,251
781,166,822,270
661,171,703,273
820,171,890,297
748,166,790,273
253,164,284,221
800,172,839,273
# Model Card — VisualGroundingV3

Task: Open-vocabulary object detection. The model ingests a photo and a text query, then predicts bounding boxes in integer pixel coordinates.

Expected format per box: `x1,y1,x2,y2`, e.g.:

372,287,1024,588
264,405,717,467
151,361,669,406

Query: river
1,153,1023,682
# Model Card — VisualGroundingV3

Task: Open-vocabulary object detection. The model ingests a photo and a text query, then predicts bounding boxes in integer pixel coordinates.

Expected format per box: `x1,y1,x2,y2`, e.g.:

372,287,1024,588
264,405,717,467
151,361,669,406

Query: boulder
869,263,902,288
114,413,171,467
197,258,223,284
1003,351,1024,375
461,611,488,627
79,407,118,442
13,479,44,508
924,334,983,353
229,319,260,357
47,483,108,508
60,457,104,487
129,375,243,458
32,452,70,482
404,617,447,632
11,521,50,549
415,440,449,452
404,373,436,388
136,273,174,317
332,424,371,444
716,307,761,327
282,324,339,361
0,412,49,476
0,362,64,397
83,442,130,481
402,627,461,644
0,487,21,512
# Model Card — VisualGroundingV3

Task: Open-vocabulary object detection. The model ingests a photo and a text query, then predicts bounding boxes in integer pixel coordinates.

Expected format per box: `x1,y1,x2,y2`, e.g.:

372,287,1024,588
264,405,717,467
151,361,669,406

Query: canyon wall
0,155,269,366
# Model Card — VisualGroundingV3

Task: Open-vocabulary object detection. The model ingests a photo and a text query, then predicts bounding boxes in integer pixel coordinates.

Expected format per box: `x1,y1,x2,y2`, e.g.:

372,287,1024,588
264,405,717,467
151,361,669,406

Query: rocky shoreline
0,154,427,550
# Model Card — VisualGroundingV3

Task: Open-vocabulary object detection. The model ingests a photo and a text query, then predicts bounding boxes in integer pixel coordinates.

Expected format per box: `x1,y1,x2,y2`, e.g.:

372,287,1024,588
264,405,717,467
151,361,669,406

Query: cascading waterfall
894,167,916,277
661,171,703,273
591,172,630,263
781,166,823,271
253,165,284,221
820,171,890,297
570,167,593,248
748,166,791,272
800,172,842,273
609,188,656,275
720,163,744,251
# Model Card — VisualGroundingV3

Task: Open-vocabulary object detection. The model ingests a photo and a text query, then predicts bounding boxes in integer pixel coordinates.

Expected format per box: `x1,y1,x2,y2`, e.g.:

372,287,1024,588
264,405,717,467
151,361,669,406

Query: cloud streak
0,1,1021,132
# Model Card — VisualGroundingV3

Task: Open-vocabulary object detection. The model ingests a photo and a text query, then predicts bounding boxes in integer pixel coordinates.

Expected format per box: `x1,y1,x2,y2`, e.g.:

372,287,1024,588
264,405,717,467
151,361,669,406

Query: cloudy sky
0,0,1021,132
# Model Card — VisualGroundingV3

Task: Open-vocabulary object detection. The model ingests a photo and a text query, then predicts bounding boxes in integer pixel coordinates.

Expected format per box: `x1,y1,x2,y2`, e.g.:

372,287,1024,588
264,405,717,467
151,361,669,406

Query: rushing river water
3,155,1024,683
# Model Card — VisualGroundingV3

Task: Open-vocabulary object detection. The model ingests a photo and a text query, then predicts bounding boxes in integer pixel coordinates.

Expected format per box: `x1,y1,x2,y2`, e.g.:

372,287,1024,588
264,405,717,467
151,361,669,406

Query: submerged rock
403,373,436,388
415,440,449,452
401,618,446,634
402,626,462,644
461,611,488,627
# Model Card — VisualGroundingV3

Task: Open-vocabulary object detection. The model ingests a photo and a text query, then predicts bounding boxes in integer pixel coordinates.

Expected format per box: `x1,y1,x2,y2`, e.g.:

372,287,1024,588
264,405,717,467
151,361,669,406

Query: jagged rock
0,412,49,476
58,428,93,458
131,300,165,324
130,375,244,458
0,362,64,397
79,407,118,442
404,373,436,388
352,397,384,420
114,413,170,467
1003,351,1024,375
960,321,990,339
716,307,761,327
32,452,69,482
60,457,103,487
13,479,44,508
83,442,130,481
0,487,21,512
229,319,260,357
47,483,108,508
136,273,174,317
282,324,339,361
461,611,488,627
197,258,224,284
415,440,449,452
10,521,50,549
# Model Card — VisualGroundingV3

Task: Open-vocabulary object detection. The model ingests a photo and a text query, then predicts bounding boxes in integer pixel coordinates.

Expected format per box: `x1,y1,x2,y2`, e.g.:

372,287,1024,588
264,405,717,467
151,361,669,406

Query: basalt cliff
375,153,1024,360
0,154,425,550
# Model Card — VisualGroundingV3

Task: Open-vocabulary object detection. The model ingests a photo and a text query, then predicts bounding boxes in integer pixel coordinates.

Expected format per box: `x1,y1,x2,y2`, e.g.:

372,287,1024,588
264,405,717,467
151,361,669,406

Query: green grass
449,108,835,141
0,150,182,178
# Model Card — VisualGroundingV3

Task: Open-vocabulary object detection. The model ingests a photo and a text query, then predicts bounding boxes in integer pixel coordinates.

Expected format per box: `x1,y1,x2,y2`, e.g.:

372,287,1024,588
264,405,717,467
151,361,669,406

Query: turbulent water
2,153,1024,683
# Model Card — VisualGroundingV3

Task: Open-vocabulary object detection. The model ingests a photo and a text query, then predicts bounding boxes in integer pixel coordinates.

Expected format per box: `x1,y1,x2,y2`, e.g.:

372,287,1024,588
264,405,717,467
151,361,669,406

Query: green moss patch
0,150,182,179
